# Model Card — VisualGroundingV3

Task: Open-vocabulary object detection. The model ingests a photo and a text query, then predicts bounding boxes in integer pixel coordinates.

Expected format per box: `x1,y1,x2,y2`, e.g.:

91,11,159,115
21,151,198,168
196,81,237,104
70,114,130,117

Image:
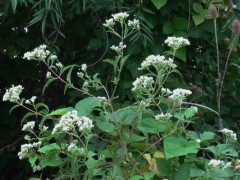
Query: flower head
23,44,50,61
165,37,190,49
112,12,129,22
3,85,24,102
81,64,87,71
221,128,237,142
155,113,172,121
103,18,115,28
132,76,154,92
168,88,192,104
128,19,140,29
22,121,35,132
208,159,224,168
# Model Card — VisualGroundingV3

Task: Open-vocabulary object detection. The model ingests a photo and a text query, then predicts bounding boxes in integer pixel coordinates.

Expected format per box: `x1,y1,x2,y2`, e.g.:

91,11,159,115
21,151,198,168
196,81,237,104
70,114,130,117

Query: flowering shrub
3,12,240,179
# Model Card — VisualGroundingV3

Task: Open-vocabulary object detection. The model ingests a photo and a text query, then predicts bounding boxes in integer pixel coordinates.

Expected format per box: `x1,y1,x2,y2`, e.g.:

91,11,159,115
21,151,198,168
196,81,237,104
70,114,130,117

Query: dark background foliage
0,0,239,179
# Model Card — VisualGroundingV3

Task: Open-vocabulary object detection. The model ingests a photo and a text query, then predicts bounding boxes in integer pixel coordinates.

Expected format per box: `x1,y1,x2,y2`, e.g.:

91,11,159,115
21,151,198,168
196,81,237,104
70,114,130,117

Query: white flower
25,100,31,104
49,55,57,61
22,121,35,132
23,44,50,61
128,19,140,29
31,164,42,172
81,64,87,71
112,12,129,22
132,76,154,92
30,96,37,104
97,96,107,101
138,55,176,70
52,110,94,134
165,36,190,49
196,139,201,143
24,135,31,141
111,42,126,53
168,88,192,104
56,62,63,69
221,128,237,141
67,143,76,151
77,72,84,78
208,159,224,168
3,85,24,102
46,71,52,79
155,113,172,121
18,141,41,160
103,18,115,28
161,88,172,95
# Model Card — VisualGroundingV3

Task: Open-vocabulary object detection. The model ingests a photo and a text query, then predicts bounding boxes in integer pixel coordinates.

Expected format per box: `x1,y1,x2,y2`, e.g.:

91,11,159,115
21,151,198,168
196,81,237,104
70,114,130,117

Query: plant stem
218,34,238,129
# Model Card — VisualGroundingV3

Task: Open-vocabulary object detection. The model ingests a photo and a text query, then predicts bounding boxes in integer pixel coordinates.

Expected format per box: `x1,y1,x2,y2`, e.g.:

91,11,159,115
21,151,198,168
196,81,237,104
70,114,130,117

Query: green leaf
175,163,191,180
48,108,67,116
192,14,205,25
200,132,215,141
29,155,38,165
75,97,101,116
144,172,155,180
151,0,167,10
193,3,203,14
205,144,238,156
96,120,115,133
139,118,171,134
163,21,174,34
38,143,61,154
184,107,197,118
156,158,172,176
173,17,188,31
164,137,200,159
40,152,63,168
129,175,143,180
42,78,57,95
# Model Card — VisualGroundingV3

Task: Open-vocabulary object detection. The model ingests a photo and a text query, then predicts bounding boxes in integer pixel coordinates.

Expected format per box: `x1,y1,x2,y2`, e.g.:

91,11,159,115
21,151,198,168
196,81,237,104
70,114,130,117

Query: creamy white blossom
112,12,129,22
30,96,37,104
3,85,24,102
18,141,42,160
221,128,237,142
155,113,172,121
25,100,31,104
56,62,63,69
132,76,154,92
23,44,50,61
165,36,190,49
128,19,140,29
81,64,87,71
77,72,84,78
46,71,52,79
31,164,42,172
139,55,176,70
24,135,31,141
161,88,172,95
22,121,35,132
111,42,126,53
196,139,201,143
52,110,94,134
103,18,115,28
208,159,224,168
168,88,192,104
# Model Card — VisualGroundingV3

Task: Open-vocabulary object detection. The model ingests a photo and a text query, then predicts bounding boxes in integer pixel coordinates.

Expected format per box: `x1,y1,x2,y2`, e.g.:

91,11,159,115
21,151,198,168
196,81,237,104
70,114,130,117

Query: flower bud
209,5,219,19
232,19,240,34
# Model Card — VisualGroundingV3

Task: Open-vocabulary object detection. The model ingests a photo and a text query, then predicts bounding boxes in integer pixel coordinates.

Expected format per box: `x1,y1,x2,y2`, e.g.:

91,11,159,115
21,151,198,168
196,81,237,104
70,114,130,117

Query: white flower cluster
221,128,237,141
18,141,42,160
56,62,63,69
67,143,85,154
3,85,24,102
46,71,52,79
155,113,172,121
103,18,115,28
25,96,37,104
103,12,139,30
128,19,140,29
138,55,176,70
208,159,224,168
196,139,201,143
111,42,127,53
112,12,129,22
31,164,42,172
52,110,94,134
168,88,192,104
165,37,190,49
81,64,87,71
132,76,154,92
161,88,172,95
22,121,35,132
23,44,51,61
